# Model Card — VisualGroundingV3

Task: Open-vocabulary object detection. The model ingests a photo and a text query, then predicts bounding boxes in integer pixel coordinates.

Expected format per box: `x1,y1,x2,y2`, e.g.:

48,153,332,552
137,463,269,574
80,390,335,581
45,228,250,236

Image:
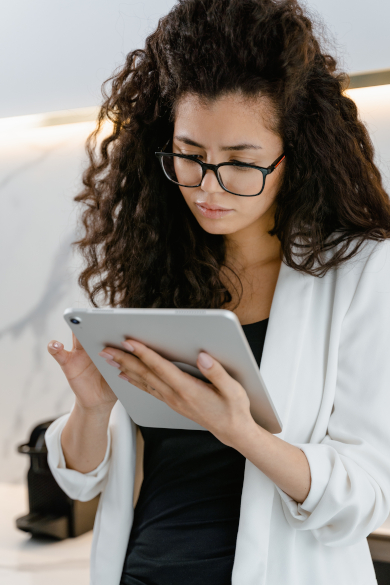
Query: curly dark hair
74,0,390,309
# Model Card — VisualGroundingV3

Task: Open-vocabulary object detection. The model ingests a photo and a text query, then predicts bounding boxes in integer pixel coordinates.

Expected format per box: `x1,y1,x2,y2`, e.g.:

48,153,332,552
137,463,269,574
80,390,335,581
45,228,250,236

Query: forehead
173,92,279,142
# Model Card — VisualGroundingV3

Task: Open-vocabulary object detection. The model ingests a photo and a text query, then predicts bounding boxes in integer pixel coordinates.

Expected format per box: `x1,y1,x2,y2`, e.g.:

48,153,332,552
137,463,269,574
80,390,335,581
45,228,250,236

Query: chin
196,217,240,235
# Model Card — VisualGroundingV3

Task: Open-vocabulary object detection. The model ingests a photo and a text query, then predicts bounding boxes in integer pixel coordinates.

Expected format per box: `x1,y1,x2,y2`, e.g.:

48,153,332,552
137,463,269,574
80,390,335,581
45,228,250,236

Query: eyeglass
155,139,285,197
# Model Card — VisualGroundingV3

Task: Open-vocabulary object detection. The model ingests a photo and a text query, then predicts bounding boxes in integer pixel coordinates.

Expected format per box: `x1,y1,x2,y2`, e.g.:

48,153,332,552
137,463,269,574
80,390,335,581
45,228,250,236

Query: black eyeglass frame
155,139,285,197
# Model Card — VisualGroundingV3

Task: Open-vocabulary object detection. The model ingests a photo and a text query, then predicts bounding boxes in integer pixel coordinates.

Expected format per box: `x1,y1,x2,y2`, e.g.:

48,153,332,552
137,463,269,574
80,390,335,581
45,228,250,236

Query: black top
120,318,269,585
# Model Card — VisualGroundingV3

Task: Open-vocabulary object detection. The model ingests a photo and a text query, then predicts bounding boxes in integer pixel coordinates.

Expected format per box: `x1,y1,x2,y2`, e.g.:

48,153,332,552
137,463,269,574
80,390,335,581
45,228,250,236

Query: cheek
233,184,280,227
239,198,271,221
243,173,281,214
179,185,188,198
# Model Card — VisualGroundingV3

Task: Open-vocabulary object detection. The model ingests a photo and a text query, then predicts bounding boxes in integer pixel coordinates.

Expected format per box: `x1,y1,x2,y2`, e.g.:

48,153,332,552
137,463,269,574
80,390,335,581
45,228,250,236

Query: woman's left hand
98,339,254,447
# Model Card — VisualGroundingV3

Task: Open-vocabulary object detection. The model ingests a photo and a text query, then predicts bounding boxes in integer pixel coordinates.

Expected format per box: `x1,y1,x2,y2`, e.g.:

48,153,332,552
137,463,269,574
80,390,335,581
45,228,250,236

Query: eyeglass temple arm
268,154,285,172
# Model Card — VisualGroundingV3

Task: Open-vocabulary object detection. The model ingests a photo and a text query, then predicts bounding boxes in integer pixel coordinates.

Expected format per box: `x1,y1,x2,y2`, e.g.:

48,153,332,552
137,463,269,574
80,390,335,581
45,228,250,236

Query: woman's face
172,92,284,237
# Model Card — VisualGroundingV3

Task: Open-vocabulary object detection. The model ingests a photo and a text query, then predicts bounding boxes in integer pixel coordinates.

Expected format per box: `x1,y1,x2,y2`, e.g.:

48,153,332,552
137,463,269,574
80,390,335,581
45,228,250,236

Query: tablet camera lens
70,318,81,325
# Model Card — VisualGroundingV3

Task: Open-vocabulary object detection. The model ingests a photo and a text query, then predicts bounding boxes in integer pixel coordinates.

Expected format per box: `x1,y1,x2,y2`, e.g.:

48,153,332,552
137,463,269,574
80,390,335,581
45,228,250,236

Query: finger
47,340,70,367
122,362,173,400
103,342,212,402
118,372,166,402
196,352,241,396
112,339,202,394
103,349,173,400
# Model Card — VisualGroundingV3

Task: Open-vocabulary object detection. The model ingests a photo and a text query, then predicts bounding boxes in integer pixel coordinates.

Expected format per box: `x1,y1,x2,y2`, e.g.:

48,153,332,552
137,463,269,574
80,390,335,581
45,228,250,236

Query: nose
200,168,224,193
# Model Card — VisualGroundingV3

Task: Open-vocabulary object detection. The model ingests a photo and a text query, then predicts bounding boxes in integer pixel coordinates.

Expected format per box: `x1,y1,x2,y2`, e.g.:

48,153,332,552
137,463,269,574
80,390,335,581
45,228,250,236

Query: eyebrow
174,135,262,151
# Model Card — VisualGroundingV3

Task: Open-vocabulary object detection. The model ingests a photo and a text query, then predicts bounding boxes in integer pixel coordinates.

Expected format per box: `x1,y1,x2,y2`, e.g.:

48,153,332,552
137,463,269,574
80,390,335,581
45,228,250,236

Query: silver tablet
63,308,282,434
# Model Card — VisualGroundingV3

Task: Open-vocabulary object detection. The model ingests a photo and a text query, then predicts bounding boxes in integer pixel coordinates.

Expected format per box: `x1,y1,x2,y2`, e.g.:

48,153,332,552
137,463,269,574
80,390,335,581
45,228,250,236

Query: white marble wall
1,85,390,485
0,120,106,483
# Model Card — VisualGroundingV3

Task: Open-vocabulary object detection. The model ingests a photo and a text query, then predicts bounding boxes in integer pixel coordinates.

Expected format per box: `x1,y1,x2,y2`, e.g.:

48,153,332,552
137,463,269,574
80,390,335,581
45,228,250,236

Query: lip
195,201,232,211
195,202,234,219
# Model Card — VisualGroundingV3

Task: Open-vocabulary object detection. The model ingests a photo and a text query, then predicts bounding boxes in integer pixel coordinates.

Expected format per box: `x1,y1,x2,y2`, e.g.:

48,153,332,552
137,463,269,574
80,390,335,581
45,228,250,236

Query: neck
224,209,281,272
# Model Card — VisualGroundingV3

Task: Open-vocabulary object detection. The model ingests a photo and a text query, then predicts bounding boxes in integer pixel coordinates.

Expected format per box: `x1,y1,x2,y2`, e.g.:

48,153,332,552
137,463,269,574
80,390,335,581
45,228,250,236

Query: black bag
16,419,100,540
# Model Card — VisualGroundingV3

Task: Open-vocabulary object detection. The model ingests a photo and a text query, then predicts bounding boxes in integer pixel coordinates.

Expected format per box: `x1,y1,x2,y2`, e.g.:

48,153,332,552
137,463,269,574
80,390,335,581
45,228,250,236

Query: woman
45,0,390,584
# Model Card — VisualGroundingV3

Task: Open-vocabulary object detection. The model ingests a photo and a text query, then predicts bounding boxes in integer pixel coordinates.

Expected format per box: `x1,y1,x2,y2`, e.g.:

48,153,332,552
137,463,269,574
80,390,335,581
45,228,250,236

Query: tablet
63,308,282,434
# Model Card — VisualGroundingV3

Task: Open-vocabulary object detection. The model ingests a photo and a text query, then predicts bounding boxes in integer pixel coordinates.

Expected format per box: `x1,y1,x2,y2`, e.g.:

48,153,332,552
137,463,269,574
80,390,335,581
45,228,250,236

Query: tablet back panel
64,308,282,433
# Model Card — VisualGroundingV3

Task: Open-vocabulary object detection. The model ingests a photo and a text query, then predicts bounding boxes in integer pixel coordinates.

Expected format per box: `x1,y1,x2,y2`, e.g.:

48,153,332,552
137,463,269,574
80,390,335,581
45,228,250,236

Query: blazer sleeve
45,402,112,502
275,238,390,546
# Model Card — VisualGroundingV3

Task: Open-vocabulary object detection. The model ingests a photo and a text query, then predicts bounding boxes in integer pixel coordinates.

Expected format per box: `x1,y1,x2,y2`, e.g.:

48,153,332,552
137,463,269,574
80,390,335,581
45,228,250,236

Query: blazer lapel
260,259,315,439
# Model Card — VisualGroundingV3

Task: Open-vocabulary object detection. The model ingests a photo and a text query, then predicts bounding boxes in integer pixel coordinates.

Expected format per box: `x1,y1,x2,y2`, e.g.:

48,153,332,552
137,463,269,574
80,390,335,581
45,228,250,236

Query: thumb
47,340,70,367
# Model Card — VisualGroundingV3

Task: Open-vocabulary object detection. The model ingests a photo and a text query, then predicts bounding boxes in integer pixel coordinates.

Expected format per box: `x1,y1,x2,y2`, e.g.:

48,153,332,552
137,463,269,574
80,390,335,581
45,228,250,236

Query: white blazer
46,237,390,585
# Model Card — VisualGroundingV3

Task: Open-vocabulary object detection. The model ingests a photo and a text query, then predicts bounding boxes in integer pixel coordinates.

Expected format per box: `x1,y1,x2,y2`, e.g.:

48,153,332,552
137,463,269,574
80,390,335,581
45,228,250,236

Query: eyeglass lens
161,155,264,196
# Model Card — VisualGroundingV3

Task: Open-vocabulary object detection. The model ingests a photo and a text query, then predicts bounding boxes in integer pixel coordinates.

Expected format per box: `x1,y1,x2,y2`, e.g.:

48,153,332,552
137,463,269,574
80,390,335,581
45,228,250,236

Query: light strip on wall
0,106,100,133
0,69,389,133
348,68,390,89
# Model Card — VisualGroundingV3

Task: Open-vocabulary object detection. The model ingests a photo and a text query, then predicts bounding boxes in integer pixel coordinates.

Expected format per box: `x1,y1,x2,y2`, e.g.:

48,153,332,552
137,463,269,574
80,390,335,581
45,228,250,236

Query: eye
185,153,202,159
230,159,252,166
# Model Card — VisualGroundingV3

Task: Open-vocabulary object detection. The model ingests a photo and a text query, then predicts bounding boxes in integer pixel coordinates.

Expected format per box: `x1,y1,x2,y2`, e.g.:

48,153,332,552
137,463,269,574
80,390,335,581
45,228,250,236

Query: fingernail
198,352,213,369
121,341,135,352
98,351,113,359
118,373,130,381
106,359,121,369
51,341,62,350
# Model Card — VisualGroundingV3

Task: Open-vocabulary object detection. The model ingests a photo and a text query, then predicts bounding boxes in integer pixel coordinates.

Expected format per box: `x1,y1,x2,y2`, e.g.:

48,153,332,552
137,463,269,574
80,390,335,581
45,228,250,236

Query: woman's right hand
47,333,118,413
